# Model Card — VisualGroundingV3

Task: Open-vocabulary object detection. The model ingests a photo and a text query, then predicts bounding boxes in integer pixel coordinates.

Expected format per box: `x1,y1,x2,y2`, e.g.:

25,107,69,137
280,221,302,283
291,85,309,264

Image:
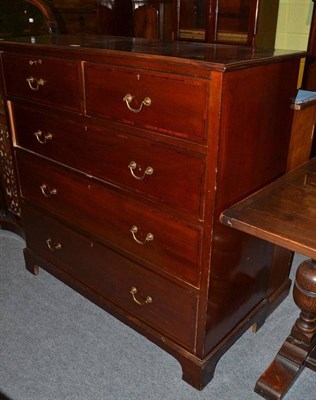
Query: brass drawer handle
26,76,46,91
128,161,153,180
34,130,53,144
130,287,153,306
123,93,151,113
40,183,57,198
46,238,62,251
130,225,154,245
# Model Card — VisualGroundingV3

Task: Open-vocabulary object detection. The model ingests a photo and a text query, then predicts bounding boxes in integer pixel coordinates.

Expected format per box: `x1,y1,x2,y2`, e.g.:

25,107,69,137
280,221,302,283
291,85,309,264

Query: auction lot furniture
0,34,304,389
220,158,316,399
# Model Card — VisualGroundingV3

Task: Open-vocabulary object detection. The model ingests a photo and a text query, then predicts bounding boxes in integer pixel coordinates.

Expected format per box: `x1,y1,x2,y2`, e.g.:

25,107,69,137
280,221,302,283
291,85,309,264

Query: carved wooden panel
0,123,21,216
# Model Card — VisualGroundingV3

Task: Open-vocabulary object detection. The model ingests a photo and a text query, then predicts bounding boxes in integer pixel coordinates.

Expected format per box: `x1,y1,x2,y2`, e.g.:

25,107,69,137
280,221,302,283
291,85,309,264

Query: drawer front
84,64,208,142
85,125,205,216
23,205,198,350
2,53,82,112
13,104,205,216
12,103,86,167
17,150,202,286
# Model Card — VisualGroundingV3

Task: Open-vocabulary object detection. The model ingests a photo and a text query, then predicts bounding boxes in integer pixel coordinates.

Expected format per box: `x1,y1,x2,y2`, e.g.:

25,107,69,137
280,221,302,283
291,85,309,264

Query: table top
220,158,316,260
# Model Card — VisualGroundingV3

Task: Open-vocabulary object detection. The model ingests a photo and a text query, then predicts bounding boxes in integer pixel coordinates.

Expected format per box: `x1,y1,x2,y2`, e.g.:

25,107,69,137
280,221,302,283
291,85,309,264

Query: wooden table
220,158,316,400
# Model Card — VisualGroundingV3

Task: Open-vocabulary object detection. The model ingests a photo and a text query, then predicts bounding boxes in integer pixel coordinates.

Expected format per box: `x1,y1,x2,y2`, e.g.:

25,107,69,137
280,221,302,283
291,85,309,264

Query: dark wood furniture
97,0,173,39
0,0,58,235
220,158,316,399
175,0,279,47
39,0,277,44
287,98,316,173
302,0,316,158
47,0,173,39
0,35,304,390
50,0,98,34
134,4,159,39
96,0,134,36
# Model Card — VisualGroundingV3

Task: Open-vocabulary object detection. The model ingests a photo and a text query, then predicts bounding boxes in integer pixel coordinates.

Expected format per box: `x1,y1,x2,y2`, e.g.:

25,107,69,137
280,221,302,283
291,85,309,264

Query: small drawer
12,103,205,216
12,103,86,167
2,53,82,112
17,150,202,286
23,204,198,350
84,63,208,142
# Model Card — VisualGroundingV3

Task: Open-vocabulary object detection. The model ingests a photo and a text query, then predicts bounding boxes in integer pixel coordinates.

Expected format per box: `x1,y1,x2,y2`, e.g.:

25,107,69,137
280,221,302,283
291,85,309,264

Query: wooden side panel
203,59,300,354
286,104,316,172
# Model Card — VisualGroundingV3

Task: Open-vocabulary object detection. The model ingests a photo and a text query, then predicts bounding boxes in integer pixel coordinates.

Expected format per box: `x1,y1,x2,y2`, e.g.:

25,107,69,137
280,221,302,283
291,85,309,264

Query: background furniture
134,4,158,39
0,34,303,389
287,97,316,173
0,0,58,37
39,0,278,44
47,0,172,39
97,0,172,39
49,0,97,34
96,0,134,36
175,0,279,47
220,158,316,400
301,0,316,158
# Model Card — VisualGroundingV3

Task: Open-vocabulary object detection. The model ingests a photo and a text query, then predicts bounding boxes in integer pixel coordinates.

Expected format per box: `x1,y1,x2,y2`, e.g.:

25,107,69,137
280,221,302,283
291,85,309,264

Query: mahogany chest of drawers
0,35,304,389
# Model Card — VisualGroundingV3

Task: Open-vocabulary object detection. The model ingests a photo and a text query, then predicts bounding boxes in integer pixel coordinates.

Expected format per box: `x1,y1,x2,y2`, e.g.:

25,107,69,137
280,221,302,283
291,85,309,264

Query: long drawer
23,204,198,350
12,103,205,216
17,150,202,286
84,63,208,142
2,53,82,112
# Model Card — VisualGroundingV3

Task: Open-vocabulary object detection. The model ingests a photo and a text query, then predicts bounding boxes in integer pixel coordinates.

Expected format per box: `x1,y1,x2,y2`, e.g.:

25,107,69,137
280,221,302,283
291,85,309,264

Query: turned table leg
254,259,316,400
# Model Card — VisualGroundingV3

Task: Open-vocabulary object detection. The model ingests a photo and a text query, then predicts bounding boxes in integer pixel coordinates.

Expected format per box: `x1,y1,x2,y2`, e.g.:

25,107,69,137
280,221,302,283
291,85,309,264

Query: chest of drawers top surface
0,34,304,74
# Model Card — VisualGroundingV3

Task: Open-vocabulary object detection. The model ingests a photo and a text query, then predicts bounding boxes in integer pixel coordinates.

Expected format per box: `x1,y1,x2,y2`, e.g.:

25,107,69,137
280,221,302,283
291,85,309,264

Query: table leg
254,259,316,400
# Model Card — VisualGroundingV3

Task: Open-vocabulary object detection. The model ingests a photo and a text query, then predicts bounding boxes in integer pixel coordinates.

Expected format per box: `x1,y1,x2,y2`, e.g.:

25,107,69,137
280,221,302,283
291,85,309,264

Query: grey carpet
0,230,315,400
